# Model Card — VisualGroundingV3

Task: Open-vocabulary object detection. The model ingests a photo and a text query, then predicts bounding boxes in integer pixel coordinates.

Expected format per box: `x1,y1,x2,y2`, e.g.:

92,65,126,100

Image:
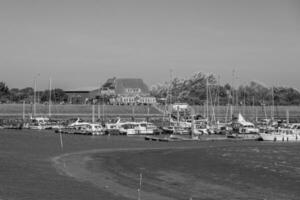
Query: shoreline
51,142,298,200
1,129,298,200
52,146,210,200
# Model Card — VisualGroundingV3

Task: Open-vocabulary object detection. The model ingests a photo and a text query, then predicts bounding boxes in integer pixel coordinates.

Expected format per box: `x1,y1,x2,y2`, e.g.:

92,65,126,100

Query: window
126,88,141,93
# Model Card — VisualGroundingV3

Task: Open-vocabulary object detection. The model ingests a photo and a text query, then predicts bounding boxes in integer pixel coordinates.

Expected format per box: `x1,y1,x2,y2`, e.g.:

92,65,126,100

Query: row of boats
21,117,161,136
2,113,300,142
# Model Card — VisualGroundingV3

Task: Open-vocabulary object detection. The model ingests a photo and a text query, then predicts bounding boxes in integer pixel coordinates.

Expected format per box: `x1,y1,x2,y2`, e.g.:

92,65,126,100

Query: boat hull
259,133,300,142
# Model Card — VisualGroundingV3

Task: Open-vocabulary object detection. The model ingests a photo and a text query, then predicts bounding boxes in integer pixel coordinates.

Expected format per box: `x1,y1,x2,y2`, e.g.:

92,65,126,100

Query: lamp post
33,73,40,117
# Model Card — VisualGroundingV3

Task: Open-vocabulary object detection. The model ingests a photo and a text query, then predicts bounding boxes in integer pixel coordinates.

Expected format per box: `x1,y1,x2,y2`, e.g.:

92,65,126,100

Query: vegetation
0,104,161,116
0,82,67,104
150,72,300,106
1,72,300,106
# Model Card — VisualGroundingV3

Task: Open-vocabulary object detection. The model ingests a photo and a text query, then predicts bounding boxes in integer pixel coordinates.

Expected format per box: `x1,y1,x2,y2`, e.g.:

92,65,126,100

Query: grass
0,104,162,118
1,104,300,122
192,105,300,121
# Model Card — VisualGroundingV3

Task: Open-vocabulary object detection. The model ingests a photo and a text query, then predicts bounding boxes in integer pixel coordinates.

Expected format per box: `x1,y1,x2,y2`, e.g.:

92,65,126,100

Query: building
65,87,98,104
100,78,156,105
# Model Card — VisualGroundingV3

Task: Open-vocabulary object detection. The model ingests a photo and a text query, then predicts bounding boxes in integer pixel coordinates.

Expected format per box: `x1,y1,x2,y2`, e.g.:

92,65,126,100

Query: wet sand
0,129,299,200
54,142,300,200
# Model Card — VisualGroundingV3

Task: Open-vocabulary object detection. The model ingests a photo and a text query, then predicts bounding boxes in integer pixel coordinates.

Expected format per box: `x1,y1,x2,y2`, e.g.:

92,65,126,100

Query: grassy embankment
1,104,300,122
192,105,300,122
0,104,162,119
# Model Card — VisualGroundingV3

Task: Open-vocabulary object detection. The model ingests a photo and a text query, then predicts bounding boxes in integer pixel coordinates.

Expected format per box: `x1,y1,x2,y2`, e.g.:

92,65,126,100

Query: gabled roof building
101,78,156,105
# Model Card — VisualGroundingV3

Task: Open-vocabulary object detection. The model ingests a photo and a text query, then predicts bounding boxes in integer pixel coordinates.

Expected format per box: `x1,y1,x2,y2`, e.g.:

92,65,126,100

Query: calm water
0,129,299,200
86,143,300,200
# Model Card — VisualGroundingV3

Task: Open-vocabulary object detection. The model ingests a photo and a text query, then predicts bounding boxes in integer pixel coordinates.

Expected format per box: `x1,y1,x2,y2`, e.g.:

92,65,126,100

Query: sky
0,0,299,90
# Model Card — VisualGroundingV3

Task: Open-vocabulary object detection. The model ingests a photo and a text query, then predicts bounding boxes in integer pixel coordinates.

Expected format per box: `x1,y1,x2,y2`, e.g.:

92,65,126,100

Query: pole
139,173,142,190
216,75,220,122
137,172,142,200
272,86,275,121
177,106,180,127
98,82,101,119
169,69,173,105
102,103,105,123
33,78,36,117
49,77,52,117
33,73,40,117
132,104,135,121
147,105,150,123
252,96,255,121
92,104,95,123
59,132,64,151
22,101,25,120
286,110,289,125
206,76,209,120
232,69,235,113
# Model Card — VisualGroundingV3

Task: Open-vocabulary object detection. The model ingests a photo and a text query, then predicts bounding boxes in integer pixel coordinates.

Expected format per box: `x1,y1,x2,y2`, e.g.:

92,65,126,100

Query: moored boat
259,129,300,142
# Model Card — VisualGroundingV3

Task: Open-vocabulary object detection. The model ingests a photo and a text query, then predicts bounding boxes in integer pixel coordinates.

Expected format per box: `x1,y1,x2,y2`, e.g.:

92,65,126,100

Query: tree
151,72,218,105
40,88,68,103
0,82,9,102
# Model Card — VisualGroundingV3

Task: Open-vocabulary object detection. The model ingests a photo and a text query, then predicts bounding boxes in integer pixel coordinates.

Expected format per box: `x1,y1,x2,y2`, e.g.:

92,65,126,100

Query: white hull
120,128,136,135
29,125,45,130
135,129,154,135
259,132,300,142
228,133,260,140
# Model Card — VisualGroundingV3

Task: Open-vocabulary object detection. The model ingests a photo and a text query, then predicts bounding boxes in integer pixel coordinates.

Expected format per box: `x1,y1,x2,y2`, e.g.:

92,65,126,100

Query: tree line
0,82,68,104
1,73,300,106
150,72,300,106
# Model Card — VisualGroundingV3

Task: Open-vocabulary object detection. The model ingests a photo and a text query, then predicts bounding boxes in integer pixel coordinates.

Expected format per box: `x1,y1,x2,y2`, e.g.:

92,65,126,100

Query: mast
168,69,173,105
22,100,25,120
234,70,238,109
102,102,105,123
168,69,173,124
98,82,101,120
271,86,275,121
243,88,246,116
252,96,254,116
92,104,95,123
206,75,209,120
231,69,235,119
33,78,36,117
33,73,40,117
49,77,52,117
132,103,135,121
216,75,220,122
286,109,289,125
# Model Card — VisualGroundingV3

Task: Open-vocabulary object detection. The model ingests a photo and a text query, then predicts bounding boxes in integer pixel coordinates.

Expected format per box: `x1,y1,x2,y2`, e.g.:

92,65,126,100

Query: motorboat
26,116,49,130
192,118,211,135
259,128,300,141
134,121,158,135
227,113,260,140
119,122,138,135
84,123,105,135
68,118,90,127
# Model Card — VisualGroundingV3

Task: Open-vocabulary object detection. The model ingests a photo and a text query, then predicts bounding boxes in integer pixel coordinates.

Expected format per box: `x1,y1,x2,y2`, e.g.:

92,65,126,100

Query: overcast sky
0,0,299,90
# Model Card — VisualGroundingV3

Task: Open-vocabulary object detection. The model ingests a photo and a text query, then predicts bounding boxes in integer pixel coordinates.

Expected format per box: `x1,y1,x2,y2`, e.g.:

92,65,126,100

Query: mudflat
1,129,299,200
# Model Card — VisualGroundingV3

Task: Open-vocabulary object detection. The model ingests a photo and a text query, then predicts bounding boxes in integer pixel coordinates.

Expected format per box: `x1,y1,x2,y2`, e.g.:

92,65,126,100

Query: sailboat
228,113,260,140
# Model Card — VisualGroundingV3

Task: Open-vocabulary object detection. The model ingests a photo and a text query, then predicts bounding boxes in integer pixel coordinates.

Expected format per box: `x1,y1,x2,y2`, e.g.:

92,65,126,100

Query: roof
102,78,150,96
65,86,99,93
115,78,149,95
